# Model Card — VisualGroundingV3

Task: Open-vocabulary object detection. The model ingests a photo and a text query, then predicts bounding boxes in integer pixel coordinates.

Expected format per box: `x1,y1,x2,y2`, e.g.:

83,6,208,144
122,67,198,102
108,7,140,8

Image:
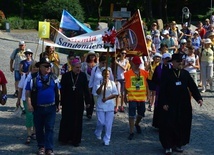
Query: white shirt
183,55,198,73
88,66,114,96
95,80,118,112
18,73,32,101
139,56,148,70
116,59,128,80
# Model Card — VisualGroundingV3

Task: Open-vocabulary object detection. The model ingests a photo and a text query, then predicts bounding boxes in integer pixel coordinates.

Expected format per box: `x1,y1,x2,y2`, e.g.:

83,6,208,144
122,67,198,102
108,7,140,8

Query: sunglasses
41,65,51,68
121,53,126,55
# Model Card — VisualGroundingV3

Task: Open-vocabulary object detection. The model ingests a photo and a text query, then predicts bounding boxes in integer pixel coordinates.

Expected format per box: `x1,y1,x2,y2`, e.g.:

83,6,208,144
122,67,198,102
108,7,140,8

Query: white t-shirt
139,56,148,70
116,59,128,80
95,80,118,112
88,66,114,96
183,55,198,73
18,73,32,101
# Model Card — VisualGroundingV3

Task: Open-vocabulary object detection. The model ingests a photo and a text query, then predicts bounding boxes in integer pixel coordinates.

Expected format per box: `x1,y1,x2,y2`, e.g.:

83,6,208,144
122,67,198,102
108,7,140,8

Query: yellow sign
38,22,50,38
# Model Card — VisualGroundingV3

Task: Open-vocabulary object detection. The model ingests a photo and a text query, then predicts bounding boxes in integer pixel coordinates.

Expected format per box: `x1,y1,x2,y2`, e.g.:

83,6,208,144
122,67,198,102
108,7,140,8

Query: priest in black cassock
58,58,91,147
158,54,203,155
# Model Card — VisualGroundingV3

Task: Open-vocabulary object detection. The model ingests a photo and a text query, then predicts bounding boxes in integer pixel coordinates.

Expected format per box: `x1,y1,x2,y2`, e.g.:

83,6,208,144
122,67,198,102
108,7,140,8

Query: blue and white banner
42,26,115,52
60,10,93,33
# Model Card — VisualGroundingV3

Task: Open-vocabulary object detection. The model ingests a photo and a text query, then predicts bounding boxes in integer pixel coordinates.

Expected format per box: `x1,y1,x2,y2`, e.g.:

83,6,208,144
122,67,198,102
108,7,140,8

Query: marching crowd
1,19,213,155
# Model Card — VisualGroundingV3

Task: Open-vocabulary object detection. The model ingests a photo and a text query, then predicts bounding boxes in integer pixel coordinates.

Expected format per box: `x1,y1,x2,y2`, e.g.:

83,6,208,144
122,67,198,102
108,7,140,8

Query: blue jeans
33,105,56,150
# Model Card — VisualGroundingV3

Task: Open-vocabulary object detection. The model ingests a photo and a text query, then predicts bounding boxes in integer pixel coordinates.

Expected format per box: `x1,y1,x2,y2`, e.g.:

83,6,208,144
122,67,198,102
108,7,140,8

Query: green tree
41,0,85,22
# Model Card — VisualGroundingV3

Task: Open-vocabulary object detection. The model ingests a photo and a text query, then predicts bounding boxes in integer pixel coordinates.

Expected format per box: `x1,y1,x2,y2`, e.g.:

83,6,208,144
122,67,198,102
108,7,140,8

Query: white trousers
94,111,114,144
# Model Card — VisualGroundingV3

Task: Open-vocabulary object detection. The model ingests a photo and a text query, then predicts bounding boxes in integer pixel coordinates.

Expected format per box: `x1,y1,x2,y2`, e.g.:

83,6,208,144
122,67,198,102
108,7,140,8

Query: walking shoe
135,124,142,134
165,148,172,155
147,104,151,111
201,89,206,93
210,85,213,92
31,133,36,140
119,106,125,112
13,90,18,97
128,133,134,140
173,146,183,153
86,115,92,120
37,147,45,155
114,107,118,114
103,142,109,146
45,150,54,155
96,136,101,140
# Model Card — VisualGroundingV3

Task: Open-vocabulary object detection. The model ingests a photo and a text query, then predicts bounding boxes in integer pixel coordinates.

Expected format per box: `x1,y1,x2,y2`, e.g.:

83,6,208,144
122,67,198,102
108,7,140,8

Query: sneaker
96,136,101,140
22,109,26,115
210,85,213,92
165,148,172,155
114,107,118,114
201,89,206,93
37,147,45,155
13,90,18,97
173,146,183,153
45,150,54,155
147,104,151,111
135,124,142,134
119,106,125,112
128,133,134,140
86,115,92,120
103,142,109,146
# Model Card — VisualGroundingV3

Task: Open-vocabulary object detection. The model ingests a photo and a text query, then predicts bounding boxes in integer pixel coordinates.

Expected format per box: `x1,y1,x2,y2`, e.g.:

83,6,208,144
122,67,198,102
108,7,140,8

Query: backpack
30,72,60,109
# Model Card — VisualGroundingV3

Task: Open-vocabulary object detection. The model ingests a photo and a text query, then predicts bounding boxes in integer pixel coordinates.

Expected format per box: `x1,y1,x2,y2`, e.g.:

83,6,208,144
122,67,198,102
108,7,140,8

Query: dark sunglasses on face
121,53,126,55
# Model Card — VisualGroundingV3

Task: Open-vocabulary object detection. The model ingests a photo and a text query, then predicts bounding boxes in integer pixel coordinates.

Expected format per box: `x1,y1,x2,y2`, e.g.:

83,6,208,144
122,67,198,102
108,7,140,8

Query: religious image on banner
117,29,137,51
116,9,148,56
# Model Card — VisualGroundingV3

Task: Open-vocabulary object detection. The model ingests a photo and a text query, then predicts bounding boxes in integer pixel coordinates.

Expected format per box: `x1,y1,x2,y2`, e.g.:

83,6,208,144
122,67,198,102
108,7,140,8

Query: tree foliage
0,0,213,23
41,0,85,22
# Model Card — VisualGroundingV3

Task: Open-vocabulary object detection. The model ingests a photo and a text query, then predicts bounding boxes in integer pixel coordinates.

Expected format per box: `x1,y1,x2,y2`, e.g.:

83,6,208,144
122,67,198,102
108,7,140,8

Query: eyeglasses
121,53,126,55
41,65,51,68
25,53,32,55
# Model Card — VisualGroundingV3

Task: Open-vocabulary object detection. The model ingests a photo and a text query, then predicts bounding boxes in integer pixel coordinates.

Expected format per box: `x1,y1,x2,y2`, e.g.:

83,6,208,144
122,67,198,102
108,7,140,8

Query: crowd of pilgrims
11,19,212,155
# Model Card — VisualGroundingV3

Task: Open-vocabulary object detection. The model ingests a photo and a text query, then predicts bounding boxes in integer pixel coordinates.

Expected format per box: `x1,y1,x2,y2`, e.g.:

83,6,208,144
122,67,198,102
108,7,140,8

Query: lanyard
173,70,180,79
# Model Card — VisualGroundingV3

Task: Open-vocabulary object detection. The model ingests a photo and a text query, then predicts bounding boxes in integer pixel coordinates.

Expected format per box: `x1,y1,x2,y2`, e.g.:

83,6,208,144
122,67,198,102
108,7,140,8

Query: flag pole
103,46,110,99
102,25,116,99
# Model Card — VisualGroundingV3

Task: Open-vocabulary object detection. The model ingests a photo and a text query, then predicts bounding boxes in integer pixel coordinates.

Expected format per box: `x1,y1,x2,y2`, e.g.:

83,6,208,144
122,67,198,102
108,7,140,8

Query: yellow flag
38,22,50,38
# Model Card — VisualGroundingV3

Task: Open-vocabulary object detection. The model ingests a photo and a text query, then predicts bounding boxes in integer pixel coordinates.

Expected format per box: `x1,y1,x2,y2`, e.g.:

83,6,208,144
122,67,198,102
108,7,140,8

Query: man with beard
158,53,203,155
58,58,91,147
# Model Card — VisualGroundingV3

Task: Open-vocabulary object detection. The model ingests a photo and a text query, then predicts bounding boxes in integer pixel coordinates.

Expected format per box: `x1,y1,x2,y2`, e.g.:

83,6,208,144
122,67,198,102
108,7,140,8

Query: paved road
0,30,213,155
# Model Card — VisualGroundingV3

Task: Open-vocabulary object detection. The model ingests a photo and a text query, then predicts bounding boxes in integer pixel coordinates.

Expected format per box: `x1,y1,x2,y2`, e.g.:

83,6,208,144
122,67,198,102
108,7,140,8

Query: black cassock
58,71,91,145
158,68,202,149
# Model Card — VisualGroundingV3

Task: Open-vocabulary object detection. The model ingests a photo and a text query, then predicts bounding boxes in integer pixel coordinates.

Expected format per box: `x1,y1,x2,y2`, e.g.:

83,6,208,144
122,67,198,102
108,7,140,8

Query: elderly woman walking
200,38,214,93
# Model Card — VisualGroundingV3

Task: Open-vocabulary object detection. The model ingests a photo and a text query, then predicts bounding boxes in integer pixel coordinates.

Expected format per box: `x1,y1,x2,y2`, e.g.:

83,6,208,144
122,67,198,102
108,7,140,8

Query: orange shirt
124,69,148,102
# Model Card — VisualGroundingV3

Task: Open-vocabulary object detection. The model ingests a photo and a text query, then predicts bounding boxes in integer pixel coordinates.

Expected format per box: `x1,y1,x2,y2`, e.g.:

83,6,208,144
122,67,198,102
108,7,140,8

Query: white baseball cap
180,39,187,44
162,53,172,59
19,41,25,45
162,30,169,35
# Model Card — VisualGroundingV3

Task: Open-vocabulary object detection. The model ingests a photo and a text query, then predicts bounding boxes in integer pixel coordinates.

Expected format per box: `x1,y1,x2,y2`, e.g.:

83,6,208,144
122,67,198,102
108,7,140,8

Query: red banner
116,10,148,56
